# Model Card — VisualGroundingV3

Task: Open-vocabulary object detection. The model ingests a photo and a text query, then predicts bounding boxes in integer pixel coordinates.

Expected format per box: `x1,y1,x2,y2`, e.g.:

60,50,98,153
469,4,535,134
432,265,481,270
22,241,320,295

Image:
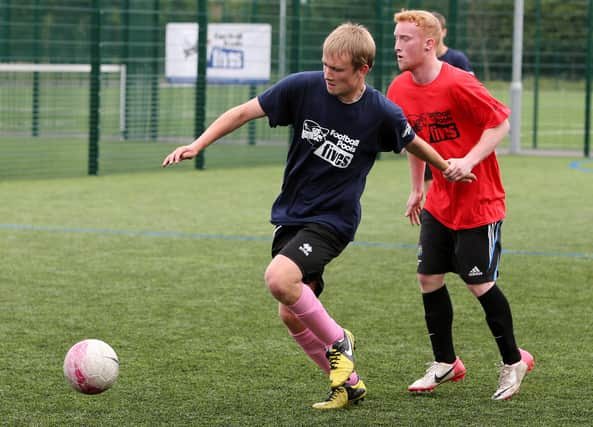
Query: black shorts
271,223,349,296
417,210,503,284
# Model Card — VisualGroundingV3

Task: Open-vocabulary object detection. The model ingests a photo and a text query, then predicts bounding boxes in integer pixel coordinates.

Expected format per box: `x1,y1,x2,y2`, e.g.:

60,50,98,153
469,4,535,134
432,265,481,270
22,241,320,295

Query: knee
418,274,444,293
264,263,293,302
264,256,303,304
264,264,281,296
466,281,495,297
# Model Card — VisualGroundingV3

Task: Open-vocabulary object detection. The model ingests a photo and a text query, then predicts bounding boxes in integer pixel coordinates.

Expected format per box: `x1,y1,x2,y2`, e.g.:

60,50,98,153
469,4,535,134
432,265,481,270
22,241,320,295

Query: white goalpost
0,63,127,135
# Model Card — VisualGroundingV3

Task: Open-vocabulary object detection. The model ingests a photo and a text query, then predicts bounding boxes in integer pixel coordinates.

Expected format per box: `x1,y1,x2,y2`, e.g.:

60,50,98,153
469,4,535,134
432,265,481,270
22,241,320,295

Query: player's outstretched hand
443,158,477,183
405,190,423,226
162,145,199,167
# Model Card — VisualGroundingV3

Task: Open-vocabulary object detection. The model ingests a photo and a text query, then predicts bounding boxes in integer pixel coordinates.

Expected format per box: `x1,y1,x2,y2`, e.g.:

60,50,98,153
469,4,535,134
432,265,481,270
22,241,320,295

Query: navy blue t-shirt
439,48,473,73
258,71,415,241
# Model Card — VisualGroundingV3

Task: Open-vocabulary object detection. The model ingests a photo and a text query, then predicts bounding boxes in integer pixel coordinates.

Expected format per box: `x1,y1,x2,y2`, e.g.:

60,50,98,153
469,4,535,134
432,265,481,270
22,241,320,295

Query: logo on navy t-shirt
301,119,360,168
302,120,329,148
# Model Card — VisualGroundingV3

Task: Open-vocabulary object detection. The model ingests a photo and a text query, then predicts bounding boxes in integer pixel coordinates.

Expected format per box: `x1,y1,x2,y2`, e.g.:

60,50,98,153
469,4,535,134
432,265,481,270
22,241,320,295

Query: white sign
165,23,271,84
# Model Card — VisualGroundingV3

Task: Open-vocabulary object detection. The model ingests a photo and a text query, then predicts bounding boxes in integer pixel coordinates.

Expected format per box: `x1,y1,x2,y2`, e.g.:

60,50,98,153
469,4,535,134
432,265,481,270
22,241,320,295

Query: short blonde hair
323,22,375,70
394,10,442,47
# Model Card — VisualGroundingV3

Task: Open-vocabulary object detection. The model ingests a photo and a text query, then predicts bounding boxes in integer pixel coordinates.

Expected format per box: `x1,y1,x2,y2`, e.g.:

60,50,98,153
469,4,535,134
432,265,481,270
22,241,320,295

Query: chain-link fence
0,0,591,179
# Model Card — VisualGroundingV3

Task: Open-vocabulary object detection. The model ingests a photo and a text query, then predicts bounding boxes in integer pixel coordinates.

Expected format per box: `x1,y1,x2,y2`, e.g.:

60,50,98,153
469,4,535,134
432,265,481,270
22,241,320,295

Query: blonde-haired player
164,21,473,409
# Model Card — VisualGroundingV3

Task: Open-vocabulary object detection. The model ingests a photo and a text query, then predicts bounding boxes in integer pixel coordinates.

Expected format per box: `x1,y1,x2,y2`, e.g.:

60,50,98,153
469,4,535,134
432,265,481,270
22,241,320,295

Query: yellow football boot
312,379,367,410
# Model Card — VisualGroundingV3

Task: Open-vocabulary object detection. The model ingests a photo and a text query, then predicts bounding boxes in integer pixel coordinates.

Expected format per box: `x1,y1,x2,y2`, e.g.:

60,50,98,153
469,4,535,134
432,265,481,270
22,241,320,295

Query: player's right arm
405,149,426,225
404,135,477,225
162,98,266,167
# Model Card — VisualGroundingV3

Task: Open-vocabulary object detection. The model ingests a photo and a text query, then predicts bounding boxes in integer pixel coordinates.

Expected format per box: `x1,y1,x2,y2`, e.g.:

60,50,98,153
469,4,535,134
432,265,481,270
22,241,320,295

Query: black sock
478,284,521,365
422,285,456,363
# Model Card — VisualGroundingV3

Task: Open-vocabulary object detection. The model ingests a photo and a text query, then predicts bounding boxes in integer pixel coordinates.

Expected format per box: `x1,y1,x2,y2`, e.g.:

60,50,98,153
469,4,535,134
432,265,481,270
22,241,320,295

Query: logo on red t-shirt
408,111,460,144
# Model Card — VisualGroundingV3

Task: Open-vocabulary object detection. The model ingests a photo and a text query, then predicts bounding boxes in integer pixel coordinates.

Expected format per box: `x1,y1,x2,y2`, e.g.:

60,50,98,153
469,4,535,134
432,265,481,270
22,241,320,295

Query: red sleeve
452,74,510,129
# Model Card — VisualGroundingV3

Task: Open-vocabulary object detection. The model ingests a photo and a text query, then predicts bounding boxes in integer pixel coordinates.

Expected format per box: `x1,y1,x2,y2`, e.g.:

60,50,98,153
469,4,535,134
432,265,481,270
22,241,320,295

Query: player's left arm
405,136,448,172
405,135,477,181
443,119,509,181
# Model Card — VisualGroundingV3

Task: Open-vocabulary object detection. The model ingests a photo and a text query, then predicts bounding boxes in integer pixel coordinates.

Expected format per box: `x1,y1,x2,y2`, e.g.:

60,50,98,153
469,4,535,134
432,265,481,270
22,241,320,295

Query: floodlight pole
278,0,286,77
509,0,524,154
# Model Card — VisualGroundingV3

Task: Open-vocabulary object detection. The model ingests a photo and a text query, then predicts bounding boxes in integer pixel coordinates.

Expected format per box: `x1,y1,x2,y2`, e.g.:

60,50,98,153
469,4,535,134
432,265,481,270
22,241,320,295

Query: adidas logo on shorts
468,266,483,277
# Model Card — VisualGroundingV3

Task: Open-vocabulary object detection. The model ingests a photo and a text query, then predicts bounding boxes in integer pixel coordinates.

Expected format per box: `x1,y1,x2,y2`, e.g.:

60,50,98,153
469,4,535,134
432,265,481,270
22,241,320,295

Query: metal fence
0,0,591,179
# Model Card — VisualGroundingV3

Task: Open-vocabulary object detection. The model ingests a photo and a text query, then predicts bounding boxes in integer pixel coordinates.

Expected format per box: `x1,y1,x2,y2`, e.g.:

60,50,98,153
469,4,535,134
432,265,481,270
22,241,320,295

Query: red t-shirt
386,63,510,230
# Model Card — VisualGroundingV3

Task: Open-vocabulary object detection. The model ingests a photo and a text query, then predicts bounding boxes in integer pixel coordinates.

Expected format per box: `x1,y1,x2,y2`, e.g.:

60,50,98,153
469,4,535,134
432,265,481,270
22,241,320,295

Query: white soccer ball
63,339,119,394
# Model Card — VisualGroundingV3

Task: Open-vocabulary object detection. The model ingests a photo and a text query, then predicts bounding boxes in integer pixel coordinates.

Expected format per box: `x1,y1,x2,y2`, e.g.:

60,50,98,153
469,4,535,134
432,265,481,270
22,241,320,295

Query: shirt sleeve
257,73,301,127
381,97,416,153
453,75,510,129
